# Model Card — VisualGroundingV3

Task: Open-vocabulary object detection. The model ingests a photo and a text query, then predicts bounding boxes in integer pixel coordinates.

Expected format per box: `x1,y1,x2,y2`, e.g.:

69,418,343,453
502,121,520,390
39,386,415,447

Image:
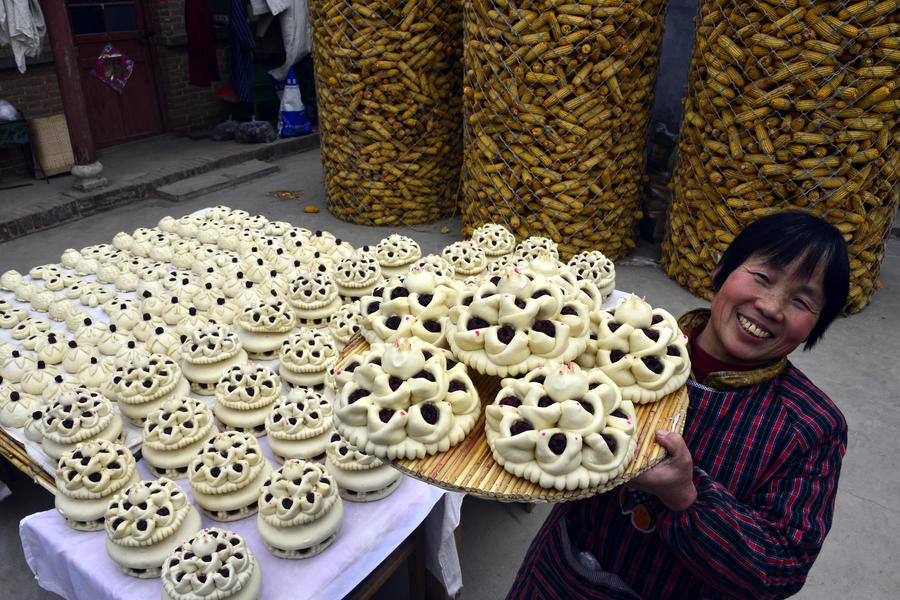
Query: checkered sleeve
656,428,846,600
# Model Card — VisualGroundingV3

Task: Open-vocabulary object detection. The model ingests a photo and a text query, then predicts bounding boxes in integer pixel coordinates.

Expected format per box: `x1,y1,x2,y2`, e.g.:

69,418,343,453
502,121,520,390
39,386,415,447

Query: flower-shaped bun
375,234,422,277
324,432,401,502
41,387,124,460
266,389,334,461
180,325,248,393
333,338,480,460
441,241,487,280
471,223,516,259
214,365,282,436
446,256,593,376
587,295,690,404
234,299,296,358
515,236,559,262
109,354,190,425
188,431,272,521
142,397,219,479
279,329,338,388
104,478,203,578
257,459,344,558
161,528,261,600
409,254,455,279
333,252,383,300
569,250,616,303
54,440,138,531
485,362,637,490
359,268,461,348
287,271,342,327
329,302,362,348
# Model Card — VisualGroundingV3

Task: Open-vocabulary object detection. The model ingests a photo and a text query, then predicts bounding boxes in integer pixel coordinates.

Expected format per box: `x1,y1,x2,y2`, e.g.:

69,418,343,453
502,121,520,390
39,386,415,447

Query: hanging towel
230,0,255,104
185,0,220,87
0,0,46,73
267,0,312,82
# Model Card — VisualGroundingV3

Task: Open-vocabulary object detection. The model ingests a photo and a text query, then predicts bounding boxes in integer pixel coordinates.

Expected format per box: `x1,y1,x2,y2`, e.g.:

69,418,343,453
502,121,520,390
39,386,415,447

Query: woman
507,211,850,599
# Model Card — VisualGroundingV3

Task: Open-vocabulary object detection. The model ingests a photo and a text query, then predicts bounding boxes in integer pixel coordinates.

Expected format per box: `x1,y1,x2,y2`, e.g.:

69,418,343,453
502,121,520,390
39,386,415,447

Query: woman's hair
712,210,849,349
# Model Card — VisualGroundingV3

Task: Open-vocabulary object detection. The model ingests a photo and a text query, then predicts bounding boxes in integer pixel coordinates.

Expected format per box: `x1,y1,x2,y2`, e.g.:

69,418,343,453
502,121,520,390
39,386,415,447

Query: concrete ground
1,149,897,599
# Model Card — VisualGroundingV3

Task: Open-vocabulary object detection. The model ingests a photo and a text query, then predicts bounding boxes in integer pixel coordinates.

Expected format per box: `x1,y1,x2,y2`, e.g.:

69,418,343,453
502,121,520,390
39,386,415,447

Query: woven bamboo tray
335,334,689,503
0,428,56,494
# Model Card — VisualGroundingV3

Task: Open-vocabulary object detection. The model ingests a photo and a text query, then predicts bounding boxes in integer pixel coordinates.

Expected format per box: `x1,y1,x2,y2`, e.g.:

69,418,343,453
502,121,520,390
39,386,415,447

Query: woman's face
701,254,826,366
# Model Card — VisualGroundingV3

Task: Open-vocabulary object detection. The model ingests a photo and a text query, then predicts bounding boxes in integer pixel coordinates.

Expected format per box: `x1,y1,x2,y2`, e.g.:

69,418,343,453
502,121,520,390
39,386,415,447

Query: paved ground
1,149,897,599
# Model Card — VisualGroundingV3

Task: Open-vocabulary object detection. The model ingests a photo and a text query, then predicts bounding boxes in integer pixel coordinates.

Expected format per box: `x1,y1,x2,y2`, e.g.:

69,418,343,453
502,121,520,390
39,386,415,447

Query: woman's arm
642,430,845,599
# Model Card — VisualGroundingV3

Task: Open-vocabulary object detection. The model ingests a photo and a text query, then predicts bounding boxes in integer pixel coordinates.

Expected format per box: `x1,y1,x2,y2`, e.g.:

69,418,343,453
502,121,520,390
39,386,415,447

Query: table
1,207,466,599
20,471,463,600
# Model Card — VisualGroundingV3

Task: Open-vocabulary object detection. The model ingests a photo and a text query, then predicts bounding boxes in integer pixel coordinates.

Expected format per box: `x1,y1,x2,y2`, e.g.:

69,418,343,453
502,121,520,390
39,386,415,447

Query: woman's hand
628,430,697,512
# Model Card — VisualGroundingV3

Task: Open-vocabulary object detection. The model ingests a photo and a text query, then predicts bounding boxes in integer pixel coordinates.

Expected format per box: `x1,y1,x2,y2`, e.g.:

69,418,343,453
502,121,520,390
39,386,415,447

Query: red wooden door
67,0,164,147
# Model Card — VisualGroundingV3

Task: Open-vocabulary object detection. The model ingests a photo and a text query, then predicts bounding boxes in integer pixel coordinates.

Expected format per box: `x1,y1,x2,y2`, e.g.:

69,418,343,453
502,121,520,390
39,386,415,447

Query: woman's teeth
738,315,772,339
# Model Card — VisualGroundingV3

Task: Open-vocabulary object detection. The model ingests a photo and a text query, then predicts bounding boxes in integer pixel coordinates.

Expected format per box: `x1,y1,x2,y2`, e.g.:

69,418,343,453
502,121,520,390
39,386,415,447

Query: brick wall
149,0,232,134
0,63,64,179
155,45,232,134
1,1,231,179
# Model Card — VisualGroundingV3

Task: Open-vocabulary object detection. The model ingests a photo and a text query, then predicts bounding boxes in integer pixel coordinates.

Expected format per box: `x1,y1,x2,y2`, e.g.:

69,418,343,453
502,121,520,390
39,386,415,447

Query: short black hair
712,210,849,350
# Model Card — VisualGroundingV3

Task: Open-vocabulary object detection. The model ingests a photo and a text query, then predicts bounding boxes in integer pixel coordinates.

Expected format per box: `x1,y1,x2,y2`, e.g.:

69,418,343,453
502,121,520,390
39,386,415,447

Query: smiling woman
507,211,851,600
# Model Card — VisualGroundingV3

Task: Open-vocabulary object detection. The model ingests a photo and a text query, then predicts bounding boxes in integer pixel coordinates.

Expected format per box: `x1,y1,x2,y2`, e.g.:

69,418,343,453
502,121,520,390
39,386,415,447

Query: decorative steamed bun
585,295,690,403
41,387,124,460
447,255,594,376
569,250,616,304
214,365,282,437
485,362,637,490
256,459,344,559
54,439,139,531
333,338,480,460
234,299,296,360
266,388,334,462
325,432,401,502
441,240,487,281
188,431,272,521
104,477,202,578
359,267,461,348
108,354,191,425
278,329,338,389
142,397,219,479
181,325,248,395
374,234,422,278
161,528,262,600
471,222,516,263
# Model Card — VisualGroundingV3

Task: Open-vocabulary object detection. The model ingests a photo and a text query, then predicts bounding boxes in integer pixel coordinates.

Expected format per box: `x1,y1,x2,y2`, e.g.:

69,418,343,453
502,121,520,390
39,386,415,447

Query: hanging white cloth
268,0,312,81
249,0,289,17
0,0,46,73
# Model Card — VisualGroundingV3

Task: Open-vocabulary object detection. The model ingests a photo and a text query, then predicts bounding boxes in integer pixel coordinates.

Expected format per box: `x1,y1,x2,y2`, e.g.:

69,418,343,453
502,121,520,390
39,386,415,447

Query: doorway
66,0,164,147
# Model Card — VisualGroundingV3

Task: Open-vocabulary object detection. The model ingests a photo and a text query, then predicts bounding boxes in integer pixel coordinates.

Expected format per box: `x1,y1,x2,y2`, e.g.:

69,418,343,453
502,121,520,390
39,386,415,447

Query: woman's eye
793,298,815,312
750,271,769,283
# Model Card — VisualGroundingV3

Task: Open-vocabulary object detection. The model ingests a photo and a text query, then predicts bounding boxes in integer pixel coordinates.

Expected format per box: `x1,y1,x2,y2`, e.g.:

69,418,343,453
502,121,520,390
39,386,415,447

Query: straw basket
335,334,689,502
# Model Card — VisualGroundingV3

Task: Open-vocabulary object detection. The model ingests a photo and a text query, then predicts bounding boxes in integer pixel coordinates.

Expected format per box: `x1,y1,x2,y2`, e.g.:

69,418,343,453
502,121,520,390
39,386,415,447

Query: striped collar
678,309,787,391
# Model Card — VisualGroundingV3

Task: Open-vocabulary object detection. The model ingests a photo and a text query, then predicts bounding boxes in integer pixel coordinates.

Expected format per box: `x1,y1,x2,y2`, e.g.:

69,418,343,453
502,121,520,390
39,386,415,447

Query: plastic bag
210,119,240,141
235,119,277,144
270,66,313,138
0,99,21,123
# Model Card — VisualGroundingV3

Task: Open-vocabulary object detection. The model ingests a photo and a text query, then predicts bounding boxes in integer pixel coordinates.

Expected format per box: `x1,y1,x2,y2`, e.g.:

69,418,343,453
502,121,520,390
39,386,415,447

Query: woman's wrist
662,482,697,512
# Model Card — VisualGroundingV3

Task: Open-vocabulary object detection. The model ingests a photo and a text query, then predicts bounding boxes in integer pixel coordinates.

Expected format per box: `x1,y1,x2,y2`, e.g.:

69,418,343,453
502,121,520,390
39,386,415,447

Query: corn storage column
662,0,899,312
309,0,464,225
461,0,671,260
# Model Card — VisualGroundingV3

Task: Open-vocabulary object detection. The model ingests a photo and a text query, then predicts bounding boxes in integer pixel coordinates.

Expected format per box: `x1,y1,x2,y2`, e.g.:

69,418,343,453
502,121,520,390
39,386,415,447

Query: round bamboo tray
335,334,689,503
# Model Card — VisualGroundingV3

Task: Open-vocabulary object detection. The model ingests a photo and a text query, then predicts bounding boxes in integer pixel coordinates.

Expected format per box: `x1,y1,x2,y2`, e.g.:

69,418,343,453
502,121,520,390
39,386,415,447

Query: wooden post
40,0,95,165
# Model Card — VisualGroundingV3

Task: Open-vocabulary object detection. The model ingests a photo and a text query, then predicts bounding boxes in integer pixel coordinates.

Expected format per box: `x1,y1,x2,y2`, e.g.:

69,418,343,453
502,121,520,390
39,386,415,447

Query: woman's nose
754,292,784,320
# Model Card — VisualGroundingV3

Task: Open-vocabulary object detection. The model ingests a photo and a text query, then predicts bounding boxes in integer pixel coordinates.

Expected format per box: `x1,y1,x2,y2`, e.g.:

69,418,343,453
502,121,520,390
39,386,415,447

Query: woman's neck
690,324,773,381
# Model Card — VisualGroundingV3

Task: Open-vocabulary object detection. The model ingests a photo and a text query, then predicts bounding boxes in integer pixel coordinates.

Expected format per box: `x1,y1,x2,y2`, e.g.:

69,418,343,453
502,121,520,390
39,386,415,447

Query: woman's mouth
737,314,773,339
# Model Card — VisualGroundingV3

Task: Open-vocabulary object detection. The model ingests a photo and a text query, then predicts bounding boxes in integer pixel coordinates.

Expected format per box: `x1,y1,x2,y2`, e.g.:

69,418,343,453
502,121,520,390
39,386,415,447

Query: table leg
408,524,426,599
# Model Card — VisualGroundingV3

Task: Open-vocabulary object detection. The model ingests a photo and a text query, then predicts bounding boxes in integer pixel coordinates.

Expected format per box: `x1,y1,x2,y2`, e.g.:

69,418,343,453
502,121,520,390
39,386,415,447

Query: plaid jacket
507,312,847,599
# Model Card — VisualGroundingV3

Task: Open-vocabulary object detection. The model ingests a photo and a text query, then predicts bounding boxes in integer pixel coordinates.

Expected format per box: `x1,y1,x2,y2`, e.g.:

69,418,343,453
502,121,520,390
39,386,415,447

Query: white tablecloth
21,469,463,600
